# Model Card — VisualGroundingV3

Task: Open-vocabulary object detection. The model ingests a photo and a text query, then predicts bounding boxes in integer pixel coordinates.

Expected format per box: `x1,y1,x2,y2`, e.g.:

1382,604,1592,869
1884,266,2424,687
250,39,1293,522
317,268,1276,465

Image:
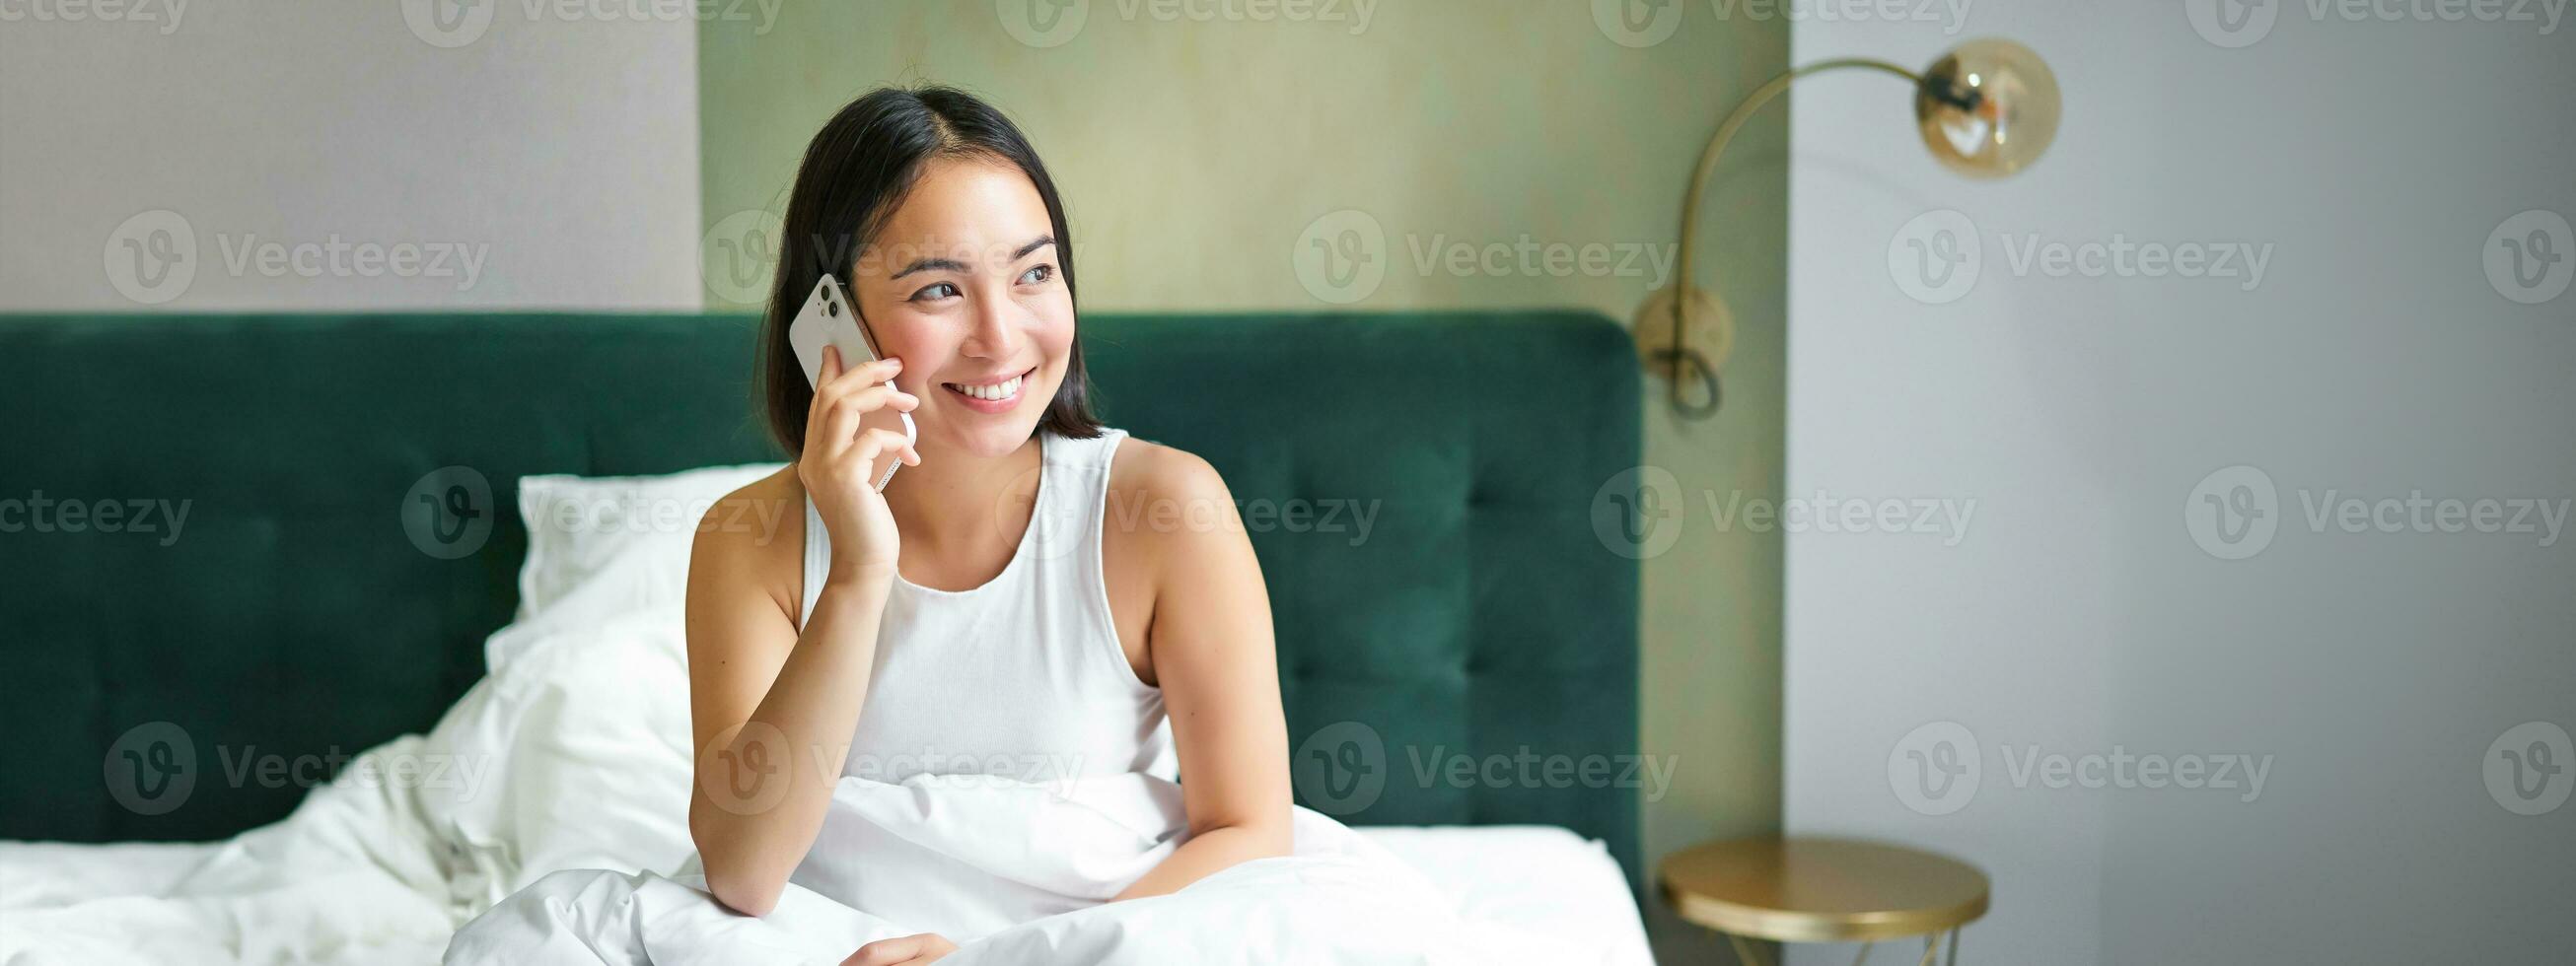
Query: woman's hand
797,346,921,581
842,932,955,966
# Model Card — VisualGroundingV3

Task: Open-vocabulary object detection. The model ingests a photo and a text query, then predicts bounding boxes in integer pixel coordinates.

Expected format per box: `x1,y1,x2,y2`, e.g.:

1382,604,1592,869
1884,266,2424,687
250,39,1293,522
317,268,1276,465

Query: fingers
823,351,903,394
853,426,922,469
842,932,947,966
805,353,918,458
806,349,906,420
815,388,920,462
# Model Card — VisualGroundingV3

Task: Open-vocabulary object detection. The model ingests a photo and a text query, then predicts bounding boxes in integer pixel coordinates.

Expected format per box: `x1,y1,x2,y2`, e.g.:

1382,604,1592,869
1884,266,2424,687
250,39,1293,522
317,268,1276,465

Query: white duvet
0,468,1622,965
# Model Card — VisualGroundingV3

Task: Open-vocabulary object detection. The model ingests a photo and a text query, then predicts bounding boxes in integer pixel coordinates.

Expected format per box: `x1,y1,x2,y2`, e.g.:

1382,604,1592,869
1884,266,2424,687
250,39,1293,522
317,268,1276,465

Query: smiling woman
439,86,1494,966
756,87,1101,460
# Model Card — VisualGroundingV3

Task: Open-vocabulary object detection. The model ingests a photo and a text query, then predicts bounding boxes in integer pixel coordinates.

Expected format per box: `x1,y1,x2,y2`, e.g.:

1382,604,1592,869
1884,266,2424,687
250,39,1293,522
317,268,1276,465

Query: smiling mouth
941,368,1035,403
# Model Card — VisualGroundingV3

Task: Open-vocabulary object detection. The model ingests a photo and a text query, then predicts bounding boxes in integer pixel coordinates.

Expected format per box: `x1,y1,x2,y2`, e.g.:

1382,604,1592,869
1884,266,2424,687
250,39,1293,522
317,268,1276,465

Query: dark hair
758,85,1101,457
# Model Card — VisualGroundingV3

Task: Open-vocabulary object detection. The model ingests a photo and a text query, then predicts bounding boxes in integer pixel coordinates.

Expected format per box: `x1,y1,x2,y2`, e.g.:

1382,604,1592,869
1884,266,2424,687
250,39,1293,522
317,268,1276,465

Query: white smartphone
787,274,915,491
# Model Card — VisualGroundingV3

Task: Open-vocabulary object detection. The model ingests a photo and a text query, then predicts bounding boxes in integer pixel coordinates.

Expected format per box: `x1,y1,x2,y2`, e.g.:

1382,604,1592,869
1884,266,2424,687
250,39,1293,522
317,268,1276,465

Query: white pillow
495,463,784,669
429,462,788,904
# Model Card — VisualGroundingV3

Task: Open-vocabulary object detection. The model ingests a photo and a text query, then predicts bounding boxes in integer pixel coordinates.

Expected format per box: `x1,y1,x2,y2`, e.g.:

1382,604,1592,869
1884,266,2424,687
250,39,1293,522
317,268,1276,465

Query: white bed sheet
1365,825,1655,966
1,826,1649,966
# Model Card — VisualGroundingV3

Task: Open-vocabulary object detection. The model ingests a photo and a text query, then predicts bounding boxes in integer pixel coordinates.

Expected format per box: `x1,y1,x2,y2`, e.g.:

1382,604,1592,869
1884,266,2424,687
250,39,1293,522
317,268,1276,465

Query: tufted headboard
0,310,1641,884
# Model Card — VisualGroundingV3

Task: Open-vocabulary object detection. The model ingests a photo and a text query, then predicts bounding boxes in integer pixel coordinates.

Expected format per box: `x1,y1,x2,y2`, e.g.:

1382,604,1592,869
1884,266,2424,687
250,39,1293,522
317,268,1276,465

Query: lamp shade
1915,38,2060,177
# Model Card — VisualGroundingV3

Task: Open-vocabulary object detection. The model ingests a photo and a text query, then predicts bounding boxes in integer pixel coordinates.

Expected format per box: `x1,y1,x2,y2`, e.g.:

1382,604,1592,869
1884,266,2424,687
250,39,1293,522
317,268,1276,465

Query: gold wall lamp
1639,38,2061,419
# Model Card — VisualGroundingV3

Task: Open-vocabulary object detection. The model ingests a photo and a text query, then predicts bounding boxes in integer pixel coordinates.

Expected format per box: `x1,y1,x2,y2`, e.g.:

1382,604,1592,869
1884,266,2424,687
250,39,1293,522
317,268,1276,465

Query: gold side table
1660,836,1989,966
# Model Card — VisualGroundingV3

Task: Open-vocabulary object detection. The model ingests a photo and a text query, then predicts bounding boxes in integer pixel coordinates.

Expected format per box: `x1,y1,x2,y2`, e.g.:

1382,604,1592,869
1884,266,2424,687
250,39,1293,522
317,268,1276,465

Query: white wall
0,1,701,310
1785,2,2574,963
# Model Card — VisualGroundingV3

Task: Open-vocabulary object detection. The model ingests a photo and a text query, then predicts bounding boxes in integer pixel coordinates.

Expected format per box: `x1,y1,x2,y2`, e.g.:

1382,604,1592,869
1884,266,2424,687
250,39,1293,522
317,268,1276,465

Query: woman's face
846,155,1072,461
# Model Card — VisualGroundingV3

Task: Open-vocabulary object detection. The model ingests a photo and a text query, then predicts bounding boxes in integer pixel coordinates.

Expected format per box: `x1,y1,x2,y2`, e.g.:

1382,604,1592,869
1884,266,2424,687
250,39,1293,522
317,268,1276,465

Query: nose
961,288,1022,359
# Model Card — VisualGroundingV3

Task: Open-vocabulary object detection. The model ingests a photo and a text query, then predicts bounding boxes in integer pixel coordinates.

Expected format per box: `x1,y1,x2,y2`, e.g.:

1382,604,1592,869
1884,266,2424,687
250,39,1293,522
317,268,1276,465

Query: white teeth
950,375,1023,402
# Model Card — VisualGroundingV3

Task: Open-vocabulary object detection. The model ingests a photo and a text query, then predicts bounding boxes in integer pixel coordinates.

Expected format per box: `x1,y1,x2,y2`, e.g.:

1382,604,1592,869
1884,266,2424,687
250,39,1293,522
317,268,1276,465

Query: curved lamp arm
1660,58,1921,420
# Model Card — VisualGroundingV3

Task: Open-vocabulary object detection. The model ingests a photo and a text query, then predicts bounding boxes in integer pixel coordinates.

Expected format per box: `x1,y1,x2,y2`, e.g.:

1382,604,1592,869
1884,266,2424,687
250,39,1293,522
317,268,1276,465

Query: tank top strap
799,429,1130,631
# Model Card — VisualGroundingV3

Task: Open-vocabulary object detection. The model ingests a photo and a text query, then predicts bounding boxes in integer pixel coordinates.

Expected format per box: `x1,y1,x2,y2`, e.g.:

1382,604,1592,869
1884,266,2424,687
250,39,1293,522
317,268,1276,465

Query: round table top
1659,836,1989,943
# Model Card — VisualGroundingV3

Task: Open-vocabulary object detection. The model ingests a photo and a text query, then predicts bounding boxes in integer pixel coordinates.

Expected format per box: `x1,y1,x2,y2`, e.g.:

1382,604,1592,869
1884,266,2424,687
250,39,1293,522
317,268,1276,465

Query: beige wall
699,3,1787,957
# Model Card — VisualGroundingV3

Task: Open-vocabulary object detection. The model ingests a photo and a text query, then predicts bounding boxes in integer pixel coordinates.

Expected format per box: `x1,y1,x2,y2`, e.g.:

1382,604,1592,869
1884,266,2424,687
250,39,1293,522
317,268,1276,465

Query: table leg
1723,932,1771,966
1916,932,1942,966
1948,928,1961,964
1849,941,1875,966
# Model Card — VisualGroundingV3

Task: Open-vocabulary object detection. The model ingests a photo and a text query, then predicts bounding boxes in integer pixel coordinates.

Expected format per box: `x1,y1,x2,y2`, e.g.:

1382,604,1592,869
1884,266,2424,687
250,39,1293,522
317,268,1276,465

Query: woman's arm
684,513,892,917
1110,449,1294,901
690,352,918,917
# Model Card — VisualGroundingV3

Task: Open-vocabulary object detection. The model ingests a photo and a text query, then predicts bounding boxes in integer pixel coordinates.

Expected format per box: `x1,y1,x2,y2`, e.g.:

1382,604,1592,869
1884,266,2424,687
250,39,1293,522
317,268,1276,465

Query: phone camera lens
825,299,840,317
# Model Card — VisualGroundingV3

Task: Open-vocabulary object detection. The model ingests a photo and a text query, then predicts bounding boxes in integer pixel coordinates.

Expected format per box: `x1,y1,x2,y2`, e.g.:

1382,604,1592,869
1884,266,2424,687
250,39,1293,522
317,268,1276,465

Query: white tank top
797,429,1178,786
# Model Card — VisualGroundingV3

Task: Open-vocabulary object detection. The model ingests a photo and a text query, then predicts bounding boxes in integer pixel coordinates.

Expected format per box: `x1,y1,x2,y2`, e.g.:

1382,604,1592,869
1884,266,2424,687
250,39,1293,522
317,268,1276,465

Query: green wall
698,2,1785,956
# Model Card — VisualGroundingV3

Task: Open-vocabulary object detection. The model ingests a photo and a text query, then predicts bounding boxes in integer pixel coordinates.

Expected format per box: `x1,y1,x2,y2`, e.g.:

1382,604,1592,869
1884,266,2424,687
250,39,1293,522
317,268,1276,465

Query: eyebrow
888,235,1058,280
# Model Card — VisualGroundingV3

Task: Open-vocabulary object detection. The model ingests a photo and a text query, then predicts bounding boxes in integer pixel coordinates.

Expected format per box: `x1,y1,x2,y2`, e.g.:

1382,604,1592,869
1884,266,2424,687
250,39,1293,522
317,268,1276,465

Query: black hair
758,85,1101,456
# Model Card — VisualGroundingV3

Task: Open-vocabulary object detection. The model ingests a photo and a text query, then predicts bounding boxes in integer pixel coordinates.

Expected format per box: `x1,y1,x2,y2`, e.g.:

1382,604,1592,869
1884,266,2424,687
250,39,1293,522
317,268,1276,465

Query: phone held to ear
788,274,916,492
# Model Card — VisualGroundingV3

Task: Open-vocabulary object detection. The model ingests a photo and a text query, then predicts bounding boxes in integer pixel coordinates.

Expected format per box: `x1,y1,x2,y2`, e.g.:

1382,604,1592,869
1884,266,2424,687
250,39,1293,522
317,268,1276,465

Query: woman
451,86,1459,966
686,87,1290,964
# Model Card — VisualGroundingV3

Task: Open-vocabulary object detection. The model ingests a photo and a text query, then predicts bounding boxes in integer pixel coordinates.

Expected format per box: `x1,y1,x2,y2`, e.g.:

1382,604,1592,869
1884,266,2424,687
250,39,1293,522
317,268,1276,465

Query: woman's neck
879,433,1044,561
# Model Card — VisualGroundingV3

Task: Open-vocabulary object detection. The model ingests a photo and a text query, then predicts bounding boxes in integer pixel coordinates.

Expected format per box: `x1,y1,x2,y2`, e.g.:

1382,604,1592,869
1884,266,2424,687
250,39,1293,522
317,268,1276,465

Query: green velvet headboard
0,310,1640,884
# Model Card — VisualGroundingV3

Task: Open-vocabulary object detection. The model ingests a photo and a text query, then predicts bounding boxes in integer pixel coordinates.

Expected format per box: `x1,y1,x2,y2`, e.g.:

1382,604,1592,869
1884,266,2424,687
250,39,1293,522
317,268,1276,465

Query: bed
0,310,1648,963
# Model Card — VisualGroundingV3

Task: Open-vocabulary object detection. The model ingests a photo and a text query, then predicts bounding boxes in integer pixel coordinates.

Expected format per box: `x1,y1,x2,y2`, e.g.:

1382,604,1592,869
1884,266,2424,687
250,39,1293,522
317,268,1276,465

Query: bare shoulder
688,464,804,618
1107,437,1232,506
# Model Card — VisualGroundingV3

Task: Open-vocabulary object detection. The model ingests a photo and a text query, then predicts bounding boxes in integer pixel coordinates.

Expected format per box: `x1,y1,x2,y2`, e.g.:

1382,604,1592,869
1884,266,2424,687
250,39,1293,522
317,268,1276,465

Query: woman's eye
908,281,961,302
1018,263,1055,286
